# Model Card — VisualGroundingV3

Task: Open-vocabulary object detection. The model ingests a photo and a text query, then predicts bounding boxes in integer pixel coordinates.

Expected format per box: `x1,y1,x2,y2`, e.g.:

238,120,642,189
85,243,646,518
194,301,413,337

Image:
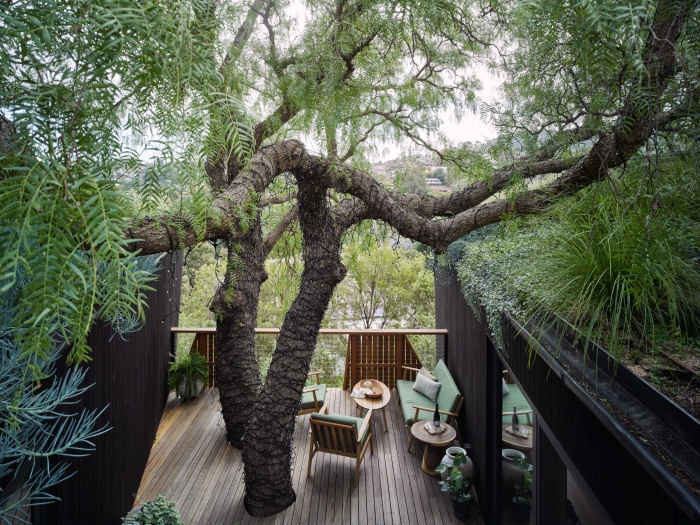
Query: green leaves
454,154,700,358
493,0,659,144
0,0,255,367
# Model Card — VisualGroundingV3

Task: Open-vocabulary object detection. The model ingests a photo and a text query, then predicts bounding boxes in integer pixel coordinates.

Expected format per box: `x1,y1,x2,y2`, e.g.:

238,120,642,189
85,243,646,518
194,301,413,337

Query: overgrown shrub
453,156,700,359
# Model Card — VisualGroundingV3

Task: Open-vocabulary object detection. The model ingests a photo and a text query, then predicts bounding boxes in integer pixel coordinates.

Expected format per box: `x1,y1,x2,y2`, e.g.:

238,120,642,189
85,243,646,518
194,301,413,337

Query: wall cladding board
436,268,698,525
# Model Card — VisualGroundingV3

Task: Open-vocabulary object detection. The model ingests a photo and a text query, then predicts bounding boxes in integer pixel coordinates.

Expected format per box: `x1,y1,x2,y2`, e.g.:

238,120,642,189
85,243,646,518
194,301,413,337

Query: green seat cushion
310,412,370,450
502,383,532,424
433,360,461,414
301,383,327,410
396,379,449,425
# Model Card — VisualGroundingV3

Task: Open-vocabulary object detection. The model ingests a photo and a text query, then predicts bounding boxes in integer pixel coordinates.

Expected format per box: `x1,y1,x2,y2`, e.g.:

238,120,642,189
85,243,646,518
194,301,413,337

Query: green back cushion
433,360,461,414
301,383,327,410
502,383,532,424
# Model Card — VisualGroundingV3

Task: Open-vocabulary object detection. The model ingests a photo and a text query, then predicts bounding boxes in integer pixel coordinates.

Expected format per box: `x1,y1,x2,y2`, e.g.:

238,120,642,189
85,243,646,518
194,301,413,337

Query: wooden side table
501,424,533,452
410,422,457,476
352,380,391,432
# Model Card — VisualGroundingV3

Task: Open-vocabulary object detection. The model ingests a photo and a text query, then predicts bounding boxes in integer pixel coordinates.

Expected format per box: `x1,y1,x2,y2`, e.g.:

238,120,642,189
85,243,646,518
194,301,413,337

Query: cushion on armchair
301,383,327,410
310,412,370,449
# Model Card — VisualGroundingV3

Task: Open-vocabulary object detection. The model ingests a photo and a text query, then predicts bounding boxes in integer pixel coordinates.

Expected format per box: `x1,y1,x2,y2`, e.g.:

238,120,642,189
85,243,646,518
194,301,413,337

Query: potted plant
167,352,208,401
509,458,532,523
123,495,183,525
436,451,474,520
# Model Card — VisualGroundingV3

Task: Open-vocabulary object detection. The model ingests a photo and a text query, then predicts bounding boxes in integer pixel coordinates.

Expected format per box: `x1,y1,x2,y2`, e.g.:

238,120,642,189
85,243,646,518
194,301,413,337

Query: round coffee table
410,421,457,476
501,424,533,452
352,379,391,432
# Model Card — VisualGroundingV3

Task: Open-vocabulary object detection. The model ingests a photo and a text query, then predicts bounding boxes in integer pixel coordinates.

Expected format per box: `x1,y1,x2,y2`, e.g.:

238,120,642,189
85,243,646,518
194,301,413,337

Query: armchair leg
307,441,315,478
407,431,414,453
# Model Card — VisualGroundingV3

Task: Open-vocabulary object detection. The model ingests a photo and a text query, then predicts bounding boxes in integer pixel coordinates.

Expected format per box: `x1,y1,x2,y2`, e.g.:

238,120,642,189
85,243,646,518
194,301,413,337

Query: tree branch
262,204,298,255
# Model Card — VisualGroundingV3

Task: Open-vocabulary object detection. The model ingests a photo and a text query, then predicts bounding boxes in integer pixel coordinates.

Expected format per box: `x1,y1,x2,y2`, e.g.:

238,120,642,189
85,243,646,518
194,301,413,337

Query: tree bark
210,219,267,448
242,158,346,517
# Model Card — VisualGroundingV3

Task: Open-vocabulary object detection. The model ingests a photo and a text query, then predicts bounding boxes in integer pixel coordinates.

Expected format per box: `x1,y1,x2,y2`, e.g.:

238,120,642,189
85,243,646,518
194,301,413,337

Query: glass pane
500,365,534,524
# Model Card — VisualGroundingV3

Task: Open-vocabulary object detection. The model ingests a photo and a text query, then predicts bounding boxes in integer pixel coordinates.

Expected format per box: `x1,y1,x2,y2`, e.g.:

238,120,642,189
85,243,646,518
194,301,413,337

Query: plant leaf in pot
167,352,208,401
436,452,473,518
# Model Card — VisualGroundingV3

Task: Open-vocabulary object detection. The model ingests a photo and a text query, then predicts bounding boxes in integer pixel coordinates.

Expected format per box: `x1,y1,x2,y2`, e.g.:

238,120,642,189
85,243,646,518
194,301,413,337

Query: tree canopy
2,0,699,517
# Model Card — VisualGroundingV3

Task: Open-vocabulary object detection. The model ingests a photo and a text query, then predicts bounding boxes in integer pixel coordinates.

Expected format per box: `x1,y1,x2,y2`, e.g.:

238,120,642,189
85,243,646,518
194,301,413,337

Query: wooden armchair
307,406,373,487
298,371,327,416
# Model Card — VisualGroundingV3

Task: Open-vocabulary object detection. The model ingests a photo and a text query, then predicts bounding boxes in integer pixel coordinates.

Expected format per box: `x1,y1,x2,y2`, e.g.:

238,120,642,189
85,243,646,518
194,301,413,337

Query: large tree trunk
242,162,346,517
210,217,267,447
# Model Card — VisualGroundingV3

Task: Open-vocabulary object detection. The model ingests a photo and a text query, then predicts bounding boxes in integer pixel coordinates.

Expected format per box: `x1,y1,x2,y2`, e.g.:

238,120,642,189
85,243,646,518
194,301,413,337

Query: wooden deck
135,388,484,525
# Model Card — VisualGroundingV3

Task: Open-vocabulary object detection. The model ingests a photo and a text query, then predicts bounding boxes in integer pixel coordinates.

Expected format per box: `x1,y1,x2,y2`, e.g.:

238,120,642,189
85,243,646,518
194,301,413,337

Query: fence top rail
171,327,448,335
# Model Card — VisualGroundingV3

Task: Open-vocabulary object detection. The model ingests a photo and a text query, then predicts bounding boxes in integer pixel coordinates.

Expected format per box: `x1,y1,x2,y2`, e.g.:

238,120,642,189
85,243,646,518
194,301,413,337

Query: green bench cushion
502,383,532,424
396,379,449,425
396,360,462,426
301,383,327,410
310,412,370,450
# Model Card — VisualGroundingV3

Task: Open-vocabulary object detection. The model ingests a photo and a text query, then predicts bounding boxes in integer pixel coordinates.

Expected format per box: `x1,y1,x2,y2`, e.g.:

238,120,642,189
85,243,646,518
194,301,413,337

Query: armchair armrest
303,386,320,407
307,371,322,385
502,409,532,416
357,409,373,441
402,366,421,380
308,403,329,434
412,404,459,422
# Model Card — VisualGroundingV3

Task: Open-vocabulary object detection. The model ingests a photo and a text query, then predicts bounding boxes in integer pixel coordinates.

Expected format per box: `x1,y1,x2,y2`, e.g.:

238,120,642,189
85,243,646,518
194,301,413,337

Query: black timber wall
499,318,696,525
37,251,182,525
436,269,698,525
435,273,499,524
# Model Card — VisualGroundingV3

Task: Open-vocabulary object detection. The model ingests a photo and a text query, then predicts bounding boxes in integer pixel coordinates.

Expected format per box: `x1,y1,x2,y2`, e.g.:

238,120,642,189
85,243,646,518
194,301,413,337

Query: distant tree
432,167,447,184
331,239,434,329
394,165,430,194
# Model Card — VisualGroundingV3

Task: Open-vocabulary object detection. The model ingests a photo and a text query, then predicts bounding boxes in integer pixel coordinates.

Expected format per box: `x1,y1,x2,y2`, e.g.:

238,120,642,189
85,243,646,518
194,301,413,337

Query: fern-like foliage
0,0,252,367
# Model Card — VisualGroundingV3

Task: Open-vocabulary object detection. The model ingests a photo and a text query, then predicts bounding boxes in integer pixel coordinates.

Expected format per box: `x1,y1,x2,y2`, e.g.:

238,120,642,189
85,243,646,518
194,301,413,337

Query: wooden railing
171,327,448,388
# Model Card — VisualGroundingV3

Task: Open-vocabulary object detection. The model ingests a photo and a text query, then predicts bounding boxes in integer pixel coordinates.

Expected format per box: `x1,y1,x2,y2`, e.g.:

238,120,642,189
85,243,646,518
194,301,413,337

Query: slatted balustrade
171,328,448,389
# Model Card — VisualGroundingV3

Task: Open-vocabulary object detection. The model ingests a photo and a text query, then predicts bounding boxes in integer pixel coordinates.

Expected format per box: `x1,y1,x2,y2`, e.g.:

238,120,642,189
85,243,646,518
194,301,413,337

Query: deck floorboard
135,388,484,525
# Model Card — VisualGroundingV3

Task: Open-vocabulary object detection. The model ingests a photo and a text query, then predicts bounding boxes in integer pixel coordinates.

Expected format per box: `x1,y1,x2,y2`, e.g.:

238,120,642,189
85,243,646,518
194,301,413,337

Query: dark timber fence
35,251,183,525
436,269,700,525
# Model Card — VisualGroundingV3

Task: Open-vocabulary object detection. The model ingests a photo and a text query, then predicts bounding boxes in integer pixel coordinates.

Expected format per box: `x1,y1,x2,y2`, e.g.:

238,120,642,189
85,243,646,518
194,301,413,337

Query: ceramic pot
177,377,203,399
501,448,526,484
440,446,474,480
